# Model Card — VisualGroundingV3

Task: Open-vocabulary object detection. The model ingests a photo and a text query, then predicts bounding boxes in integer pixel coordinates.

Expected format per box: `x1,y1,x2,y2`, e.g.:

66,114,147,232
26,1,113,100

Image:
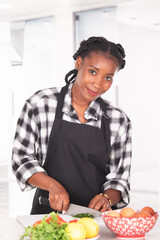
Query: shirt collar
62,83,101,121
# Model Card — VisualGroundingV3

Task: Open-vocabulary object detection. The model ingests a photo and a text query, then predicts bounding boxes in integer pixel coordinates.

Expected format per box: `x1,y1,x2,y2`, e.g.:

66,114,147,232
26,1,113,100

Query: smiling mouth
87,88,99,97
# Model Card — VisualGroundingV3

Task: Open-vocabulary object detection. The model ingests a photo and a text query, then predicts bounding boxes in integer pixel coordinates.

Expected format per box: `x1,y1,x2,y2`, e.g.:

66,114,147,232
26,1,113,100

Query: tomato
33,215,66,228
46,216,52,223
69,219,78,223
57,216,67,225
45,215,66,225
33,220,42,227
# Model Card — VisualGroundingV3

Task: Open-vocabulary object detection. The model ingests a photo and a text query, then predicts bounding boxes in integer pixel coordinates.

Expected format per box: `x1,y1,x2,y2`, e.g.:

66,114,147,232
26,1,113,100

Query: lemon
65,222,86,240
78,217,99,238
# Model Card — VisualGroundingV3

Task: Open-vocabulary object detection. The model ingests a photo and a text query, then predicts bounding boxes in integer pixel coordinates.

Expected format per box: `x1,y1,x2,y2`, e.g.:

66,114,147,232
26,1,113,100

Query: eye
105,76,113,81
89,69,96,75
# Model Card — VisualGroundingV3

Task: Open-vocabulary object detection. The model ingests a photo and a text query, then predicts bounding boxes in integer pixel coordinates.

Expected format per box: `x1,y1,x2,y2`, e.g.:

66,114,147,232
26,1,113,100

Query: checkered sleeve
102,110,132,209
11,100,46,191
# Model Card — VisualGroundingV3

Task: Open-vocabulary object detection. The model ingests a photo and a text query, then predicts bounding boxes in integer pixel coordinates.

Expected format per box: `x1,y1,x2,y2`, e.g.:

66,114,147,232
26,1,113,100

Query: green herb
19,211,70,240
73,213,94,218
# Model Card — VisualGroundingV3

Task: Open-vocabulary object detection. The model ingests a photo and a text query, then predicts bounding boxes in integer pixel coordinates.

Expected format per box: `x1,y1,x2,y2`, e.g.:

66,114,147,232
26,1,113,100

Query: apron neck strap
97,97,111,153
96,96,109,113
55,84,69,119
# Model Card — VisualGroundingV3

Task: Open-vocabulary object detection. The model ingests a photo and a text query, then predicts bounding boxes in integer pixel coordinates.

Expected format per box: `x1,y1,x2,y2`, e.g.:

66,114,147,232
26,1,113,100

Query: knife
39,196,101,217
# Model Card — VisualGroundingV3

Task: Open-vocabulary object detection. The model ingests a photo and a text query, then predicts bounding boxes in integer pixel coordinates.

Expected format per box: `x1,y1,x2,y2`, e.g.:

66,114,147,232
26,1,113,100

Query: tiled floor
0,181,159,219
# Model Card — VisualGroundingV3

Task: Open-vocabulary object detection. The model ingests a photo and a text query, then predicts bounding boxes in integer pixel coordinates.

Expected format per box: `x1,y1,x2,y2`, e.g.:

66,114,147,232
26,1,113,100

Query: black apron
31,84,110,214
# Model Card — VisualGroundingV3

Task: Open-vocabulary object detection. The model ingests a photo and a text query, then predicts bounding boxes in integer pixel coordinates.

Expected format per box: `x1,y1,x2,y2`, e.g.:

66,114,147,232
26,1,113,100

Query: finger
89,197,105,211
62,199,70,212
50,194,59,210
92,198,105,211
101,205,112,212
88,199,95,209
49,195,55,209
56,197,63,212
54,194,61,211
88,195,101,209
93,194,111,211
99,197,112,212
100,202,109,212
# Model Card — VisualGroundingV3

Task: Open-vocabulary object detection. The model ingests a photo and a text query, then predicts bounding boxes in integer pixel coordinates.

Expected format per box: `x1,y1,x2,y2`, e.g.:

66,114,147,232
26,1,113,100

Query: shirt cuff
102,179,130,209
15,160,47,191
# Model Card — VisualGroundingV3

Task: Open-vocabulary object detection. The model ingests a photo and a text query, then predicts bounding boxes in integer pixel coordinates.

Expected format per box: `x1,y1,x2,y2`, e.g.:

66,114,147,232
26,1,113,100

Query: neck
71,83,91,108
72,98,89,108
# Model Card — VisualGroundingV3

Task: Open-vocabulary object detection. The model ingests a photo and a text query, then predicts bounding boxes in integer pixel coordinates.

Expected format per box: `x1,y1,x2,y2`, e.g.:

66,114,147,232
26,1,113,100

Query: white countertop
0,215,159,240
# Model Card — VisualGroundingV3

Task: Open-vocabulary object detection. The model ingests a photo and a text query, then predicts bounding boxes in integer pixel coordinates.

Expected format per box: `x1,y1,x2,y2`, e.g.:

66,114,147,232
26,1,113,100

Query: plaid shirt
12,83,132,208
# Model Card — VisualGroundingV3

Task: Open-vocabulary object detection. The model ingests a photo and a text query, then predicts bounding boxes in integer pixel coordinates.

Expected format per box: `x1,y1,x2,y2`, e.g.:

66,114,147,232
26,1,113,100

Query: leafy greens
19,211,70,240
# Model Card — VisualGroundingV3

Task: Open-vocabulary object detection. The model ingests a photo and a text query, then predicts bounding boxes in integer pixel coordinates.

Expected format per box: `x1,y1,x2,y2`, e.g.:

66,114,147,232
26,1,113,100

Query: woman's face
73,51,119,103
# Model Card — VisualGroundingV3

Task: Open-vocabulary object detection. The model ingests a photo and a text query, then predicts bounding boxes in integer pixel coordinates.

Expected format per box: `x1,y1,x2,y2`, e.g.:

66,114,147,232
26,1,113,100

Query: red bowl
102,211,158,239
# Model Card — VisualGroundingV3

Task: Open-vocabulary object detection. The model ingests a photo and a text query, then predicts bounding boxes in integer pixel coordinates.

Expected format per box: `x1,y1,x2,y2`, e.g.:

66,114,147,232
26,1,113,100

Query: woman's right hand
48,181,70,212
27,172,70,212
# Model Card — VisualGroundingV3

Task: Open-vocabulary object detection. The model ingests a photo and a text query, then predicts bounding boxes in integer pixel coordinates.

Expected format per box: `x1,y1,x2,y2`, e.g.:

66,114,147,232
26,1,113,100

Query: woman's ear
75,56,82,70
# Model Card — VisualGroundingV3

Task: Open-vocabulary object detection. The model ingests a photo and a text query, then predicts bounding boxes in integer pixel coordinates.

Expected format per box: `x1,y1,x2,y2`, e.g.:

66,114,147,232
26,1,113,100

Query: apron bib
31,84,110,214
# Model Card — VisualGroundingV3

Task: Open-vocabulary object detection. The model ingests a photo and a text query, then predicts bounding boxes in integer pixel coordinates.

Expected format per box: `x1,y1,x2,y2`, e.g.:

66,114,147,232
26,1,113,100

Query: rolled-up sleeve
11,101,46,191
102,116,132,209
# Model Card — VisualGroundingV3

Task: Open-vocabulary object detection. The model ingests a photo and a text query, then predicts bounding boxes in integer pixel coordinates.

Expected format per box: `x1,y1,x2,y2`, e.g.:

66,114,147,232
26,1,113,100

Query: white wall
76,7,160,193
117,24,160,188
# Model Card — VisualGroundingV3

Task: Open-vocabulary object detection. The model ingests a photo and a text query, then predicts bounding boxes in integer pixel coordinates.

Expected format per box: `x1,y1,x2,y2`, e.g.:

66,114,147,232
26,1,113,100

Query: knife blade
39,196,101,217
66,203,101,217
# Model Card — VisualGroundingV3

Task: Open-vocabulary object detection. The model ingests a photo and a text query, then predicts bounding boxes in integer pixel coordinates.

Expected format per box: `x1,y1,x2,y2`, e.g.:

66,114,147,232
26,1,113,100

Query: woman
12,36,132,214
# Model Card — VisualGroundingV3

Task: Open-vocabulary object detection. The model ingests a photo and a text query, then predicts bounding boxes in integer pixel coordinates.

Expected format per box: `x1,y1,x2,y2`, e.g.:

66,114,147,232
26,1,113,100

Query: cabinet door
9,17,56,216
0,22,12,165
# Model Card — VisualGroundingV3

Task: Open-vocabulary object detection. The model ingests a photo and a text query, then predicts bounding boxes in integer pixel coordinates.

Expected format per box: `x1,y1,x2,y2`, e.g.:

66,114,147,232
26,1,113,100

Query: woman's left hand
88,194,112,212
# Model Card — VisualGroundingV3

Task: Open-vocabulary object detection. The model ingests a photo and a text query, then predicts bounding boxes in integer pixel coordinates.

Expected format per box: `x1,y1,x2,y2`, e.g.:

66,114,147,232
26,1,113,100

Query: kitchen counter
0,215,159,240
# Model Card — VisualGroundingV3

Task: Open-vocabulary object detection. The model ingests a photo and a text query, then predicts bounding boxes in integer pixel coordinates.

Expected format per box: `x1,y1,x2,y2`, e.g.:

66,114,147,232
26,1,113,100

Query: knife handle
39,196,66,214
39,196,50,206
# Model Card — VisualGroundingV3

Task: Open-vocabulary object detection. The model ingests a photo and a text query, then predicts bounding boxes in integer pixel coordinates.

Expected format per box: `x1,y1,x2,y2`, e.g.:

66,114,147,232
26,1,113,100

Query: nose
91,76,102,89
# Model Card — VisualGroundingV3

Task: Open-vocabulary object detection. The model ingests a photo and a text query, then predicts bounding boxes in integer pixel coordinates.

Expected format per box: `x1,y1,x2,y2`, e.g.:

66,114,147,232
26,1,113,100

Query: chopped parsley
73,213,94,218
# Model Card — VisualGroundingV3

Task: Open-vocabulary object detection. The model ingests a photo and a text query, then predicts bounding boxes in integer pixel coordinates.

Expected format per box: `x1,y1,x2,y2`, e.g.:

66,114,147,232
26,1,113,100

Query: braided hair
65,36,126,84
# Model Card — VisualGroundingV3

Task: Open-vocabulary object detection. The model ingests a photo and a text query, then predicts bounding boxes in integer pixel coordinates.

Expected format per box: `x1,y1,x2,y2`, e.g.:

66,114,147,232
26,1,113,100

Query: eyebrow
89,65,114,75
89,65,99,70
